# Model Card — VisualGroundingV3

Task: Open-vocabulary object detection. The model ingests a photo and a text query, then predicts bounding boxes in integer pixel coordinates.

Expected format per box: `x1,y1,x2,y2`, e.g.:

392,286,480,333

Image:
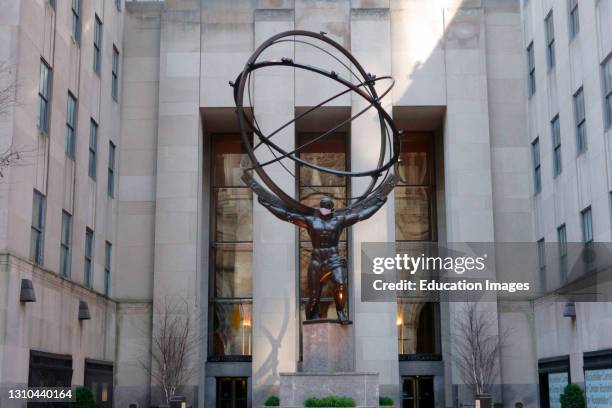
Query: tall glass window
532,138,542,194
558,224,567,283
209,134,253,359
89,119,98,179
93,15,102,74
108,141,116,197
603,56,612,128
297,132,349,323
538,238,546,292
112,46,119,100
395,132,440,359
527,42,536,96
60,211,72,277
71,0,81,45
85,228,94,288
551,115,562,177
574,87,586,154
30,190,46,265
66,92,77,159
568,0,579,39
104,241,112,296
545,11,555,69
581,206,593,243
38,60,52,133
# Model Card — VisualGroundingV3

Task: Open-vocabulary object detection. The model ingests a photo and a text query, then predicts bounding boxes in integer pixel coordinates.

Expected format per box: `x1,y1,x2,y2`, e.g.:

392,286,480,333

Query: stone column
442,5,500,406
251,9,298,406
350,6,400,402
151,0,201,404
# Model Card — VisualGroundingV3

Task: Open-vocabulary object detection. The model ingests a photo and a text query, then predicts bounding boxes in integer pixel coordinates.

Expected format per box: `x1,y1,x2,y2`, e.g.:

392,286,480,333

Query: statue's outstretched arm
343,193,387,227
258,196,308,228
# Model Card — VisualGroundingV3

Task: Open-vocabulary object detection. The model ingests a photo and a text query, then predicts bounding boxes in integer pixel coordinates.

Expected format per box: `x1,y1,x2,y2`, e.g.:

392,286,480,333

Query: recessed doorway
402,376,435,408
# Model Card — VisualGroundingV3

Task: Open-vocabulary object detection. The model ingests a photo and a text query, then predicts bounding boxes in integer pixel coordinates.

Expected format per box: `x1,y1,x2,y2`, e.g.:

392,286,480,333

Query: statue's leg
331,266,349,322
305,261,322,320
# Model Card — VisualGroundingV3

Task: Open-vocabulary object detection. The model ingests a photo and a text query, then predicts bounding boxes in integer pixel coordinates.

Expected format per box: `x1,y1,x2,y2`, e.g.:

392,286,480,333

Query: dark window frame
527,42,536,97
532,137,542,194
31,189,46,265
545,11,556,70
66,92,78,160
557,224,568,283
93,15,102,74
71,0,81,45
104,241,112,296
551,115,562,177
85,228,94,288
60,210,72,278
602,54,612,129
89,119,98,180
581,206,593,243
38,59,52,134
111,45,119,101
574,87,587,154
568,0,579,40
107,141,116,198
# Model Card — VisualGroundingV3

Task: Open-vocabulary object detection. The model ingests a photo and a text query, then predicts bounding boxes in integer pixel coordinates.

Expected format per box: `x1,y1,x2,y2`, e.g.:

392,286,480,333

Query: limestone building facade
0,0,610,407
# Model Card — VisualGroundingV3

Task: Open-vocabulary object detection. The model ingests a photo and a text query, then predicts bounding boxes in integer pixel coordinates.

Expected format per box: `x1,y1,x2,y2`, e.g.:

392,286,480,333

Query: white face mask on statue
320,208,332,216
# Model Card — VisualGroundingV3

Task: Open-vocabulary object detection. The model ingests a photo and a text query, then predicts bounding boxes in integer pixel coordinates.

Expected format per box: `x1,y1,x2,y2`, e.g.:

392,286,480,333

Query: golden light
396,315,403,326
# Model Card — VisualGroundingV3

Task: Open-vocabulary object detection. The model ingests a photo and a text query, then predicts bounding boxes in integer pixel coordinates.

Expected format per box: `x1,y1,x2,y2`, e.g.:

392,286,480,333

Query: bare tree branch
0,61,17,116
453,302,509,396
140,297,201,405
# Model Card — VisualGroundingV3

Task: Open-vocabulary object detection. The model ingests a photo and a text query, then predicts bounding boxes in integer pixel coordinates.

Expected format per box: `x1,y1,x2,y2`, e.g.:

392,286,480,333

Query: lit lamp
20,279,36,303
241,316,251,355
79,301,91,320
396,314,404,354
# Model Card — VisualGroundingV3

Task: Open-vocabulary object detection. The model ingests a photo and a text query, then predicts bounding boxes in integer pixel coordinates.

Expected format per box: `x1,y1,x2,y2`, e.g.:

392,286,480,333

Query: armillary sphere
231,30,401,215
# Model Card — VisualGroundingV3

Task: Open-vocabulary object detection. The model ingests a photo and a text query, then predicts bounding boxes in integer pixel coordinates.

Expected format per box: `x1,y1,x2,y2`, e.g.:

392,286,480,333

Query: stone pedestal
302,320,355,373
279,372,379,408
277,321,379,407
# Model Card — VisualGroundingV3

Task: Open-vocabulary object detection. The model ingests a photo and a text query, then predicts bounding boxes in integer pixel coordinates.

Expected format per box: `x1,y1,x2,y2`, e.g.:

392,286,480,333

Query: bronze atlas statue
231,30,400,324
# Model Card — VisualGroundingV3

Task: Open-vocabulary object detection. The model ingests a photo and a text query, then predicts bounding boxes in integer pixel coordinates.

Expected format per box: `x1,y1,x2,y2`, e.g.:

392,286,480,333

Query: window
112,46,119,100
89,119,98,179
574,88,586,154
104,241,112,296
108,141,116,197
31,190,46,264
527,42,536,96
209,134,253,359
71,0,81,45
28,351,72,389
116,0,121,11
85,361,113,408
216,378,247,408
532,138,542,194
66,92,77,159
85,228,94,288
48,0,55,9
93,15,102,74
38,60,52,133
552,115,562,177
603,55,612,129
568,0,579,39
60,211,72,277
558,224,568,283
396,132,437,241
538,238,546,291
397,303,440,356
581,206,593,243
545,11,556,69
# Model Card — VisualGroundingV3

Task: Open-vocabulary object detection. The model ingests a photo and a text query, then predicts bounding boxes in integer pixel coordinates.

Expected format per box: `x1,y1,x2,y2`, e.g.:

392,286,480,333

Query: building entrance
401,376,435,408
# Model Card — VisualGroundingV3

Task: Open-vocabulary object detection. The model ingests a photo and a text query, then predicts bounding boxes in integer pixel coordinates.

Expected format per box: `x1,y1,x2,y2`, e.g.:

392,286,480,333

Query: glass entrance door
402,376,435,408
216,377,248,408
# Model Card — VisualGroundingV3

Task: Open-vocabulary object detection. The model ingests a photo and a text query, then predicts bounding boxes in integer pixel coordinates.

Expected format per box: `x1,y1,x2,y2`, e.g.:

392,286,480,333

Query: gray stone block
279,372,379,407
302,320,355,373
